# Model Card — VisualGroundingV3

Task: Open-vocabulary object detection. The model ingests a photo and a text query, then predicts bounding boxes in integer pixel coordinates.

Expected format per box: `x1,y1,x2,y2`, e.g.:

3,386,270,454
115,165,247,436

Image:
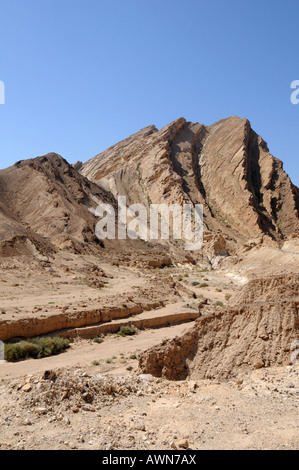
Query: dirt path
0,322,195,379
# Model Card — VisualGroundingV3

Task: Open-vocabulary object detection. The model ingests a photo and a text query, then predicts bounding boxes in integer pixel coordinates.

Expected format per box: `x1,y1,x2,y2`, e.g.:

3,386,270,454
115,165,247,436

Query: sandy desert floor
0,242,298,450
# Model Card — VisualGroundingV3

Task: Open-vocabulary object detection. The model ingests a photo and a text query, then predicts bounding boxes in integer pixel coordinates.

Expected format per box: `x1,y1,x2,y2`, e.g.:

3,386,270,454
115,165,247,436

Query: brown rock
178,439,189,449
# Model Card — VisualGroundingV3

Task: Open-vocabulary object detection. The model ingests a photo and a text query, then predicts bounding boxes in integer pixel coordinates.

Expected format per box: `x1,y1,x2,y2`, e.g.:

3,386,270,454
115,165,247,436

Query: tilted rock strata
81,116,299,243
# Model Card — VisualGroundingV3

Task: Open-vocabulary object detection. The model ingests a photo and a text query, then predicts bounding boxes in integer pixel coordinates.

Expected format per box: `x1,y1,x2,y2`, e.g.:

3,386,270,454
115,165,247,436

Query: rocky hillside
81,116,299,243
0,117,298,260
0,153,115,255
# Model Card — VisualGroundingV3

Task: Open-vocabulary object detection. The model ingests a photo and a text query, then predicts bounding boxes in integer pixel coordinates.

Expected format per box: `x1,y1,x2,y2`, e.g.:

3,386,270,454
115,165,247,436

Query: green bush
93,337,104,344
117,325,137,337
5,337,70,362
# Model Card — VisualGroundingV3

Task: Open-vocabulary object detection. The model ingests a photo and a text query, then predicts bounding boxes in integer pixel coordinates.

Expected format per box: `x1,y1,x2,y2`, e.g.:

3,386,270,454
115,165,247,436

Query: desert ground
0,244,298,450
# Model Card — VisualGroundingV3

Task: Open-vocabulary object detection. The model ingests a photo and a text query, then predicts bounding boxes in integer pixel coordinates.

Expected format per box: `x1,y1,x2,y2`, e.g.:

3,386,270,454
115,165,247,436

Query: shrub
4,337,70,362
117,325,137,337
199,283,209,288
18,341,40,358
5,343,24,362
216,301,224,307
225,294,232,301
93,337,104,344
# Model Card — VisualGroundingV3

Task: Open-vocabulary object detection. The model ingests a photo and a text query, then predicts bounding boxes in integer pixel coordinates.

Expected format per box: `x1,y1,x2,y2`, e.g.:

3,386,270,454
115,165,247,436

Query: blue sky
0,0,298,186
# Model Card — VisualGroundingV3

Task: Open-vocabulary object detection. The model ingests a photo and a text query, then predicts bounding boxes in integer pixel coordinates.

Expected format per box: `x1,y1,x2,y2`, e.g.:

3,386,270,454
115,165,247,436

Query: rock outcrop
81,116,299,243
139,274,299,380
0,154,115,254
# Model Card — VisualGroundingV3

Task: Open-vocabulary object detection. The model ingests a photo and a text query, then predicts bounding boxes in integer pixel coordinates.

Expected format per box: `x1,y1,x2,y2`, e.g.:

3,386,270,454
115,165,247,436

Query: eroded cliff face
138,274,299,381
81,116,299,242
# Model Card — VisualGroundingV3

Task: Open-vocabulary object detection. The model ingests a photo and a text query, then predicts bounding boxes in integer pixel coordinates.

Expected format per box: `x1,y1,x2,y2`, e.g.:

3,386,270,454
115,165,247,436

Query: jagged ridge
81,116,299,242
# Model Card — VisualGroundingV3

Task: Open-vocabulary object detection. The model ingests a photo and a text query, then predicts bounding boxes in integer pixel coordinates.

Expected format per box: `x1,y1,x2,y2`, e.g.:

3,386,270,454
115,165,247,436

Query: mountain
0,153,115,255
0,116,298,261
80,116,299,243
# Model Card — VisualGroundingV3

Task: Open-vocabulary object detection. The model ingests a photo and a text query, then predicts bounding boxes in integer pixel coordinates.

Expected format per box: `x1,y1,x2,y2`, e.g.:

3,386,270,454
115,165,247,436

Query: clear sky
0,0,298,186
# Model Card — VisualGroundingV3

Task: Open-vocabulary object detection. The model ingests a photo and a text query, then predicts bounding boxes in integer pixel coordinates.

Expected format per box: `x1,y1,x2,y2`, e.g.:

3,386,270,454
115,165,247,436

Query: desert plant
93,337,104,344
117,325,137,337
4,337,70,362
